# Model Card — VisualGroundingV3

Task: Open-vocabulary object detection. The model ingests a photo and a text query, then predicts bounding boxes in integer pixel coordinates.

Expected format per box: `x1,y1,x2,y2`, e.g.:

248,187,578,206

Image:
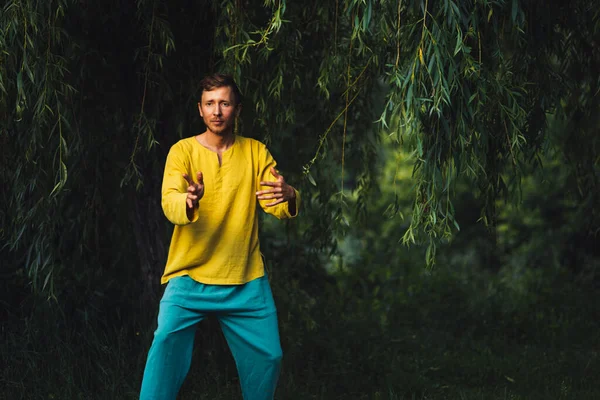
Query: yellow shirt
160,135,299,285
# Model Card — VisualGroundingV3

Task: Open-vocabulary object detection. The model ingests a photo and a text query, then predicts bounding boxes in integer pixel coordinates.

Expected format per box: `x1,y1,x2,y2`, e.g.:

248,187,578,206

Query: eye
222,102,230,107
206,102,213,106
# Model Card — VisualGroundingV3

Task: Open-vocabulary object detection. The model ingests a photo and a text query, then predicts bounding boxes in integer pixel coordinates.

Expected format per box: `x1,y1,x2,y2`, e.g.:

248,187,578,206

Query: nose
213,104,222,116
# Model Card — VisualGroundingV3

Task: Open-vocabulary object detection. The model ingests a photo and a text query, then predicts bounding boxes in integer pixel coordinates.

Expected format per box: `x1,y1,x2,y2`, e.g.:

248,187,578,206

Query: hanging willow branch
122,0,175,189
1,0,76,292
222,0,288,60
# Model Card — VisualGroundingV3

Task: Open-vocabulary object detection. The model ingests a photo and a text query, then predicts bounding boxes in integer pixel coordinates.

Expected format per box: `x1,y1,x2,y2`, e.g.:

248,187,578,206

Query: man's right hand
182,171,204,210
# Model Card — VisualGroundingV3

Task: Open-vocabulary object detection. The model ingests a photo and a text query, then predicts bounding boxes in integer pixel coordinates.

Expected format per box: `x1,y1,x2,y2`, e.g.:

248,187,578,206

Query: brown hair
199,74,242,105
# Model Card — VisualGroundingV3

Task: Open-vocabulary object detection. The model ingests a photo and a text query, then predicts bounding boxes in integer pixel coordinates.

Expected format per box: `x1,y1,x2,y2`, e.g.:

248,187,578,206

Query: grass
1,262,598,400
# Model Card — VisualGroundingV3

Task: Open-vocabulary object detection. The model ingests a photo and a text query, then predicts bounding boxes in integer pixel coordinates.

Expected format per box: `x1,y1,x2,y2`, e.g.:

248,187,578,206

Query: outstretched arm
161,145,205,225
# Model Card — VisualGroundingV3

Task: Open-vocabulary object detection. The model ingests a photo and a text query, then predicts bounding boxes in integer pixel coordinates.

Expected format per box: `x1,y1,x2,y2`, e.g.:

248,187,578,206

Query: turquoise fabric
140,275,282,400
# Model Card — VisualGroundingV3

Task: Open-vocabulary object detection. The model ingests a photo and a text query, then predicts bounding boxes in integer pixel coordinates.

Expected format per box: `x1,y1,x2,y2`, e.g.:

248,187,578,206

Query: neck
198,130,235,151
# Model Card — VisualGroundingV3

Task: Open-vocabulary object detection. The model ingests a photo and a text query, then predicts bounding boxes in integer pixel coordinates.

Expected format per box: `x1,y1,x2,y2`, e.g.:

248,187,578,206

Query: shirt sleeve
161,143,199,225
257,145,301,219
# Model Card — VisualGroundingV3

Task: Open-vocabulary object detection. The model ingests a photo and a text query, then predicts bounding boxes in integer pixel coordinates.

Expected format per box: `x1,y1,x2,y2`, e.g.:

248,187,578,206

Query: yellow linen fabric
160,135,299,285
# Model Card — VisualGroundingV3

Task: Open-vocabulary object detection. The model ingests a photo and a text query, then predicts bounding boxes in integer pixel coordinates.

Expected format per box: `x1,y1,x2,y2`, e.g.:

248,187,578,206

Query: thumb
270,167,282,180
197,171,204,185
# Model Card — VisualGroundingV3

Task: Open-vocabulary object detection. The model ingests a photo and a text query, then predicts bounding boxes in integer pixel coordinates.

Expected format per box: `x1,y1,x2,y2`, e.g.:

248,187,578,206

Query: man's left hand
256,167,296,207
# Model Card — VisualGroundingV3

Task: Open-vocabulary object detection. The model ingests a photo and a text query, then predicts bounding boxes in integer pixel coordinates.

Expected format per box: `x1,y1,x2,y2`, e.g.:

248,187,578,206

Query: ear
197,102,203,117
235,103,242,117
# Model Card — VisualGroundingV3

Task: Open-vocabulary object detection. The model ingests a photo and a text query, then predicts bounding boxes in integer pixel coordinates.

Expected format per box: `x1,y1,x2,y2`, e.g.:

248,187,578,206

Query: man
140,74,299,400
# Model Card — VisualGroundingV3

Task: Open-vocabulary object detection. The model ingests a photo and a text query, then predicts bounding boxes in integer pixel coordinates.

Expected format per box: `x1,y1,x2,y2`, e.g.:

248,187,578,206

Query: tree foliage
220,0,599,264
1,0,598,299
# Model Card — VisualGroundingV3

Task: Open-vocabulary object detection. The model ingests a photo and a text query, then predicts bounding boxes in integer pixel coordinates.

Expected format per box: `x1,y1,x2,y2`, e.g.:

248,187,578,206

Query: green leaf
454,33,462,56
43,270,52,291
24,62,35,84
511,0,518,23
307,172,317,186
406,83,413,110
416,136,423,157
16,71,23,98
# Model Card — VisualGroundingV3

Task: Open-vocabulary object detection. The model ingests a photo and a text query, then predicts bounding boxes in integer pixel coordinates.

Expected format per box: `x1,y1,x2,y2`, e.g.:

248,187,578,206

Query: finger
259,181,280,187
256,186,282,194
197,171,204,185
266,198,284,207
257,194,281,200
256,190,282,199
270,167,282,180
182,173,193,186
188,186,197,194
186,198,192,209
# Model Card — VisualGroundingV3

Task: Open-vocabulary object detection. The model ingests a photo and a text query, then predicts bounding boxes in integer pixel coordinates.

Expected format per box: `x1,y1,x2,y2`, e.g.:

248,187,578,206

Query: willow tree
219,0,599,264
1,0,598,303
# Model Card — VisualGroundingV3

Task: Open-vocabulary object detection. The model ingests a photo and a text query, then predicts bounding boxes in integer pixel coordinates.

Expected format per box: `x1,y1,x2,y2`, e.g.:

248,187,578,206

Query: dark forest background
1,1,599,399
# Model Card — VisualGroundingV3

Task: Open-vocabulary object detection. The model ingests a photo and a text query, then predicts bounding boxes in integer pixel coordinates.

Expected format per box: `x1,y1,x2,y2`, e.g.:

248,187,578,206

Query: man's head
199,74,242,106
197,74,242,136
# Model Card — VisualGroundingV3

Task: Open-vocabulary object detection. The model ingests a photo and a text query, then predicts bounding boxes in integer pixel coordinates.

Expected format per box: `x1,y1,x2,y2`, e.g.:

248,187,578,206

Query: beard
204,118,234,136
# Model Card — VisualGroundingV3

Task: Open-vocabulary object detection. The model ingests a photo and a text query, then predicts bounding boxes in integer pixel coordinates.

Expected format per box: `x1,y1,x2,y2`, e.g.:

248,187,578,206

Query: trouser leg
218,277,282,400
140,276,204,400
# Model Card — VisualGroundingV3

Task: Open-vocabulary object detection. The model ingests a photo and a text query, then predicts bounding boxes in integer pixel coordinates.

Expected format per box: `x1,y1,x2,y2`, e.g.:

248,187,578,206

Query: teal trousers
139,275,282,400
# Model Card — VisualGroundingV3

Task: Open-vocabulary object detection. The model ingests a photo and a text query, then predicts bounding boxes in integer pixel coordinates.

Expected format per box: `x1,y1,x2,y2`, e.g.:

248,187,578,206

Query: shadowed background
1,1,598,399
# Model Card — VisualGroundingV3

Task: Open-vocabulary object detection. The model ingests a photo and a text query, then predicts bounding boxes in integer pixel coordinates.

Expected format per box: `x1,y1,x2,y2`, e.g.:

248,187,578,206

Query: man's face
197,86,240,136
